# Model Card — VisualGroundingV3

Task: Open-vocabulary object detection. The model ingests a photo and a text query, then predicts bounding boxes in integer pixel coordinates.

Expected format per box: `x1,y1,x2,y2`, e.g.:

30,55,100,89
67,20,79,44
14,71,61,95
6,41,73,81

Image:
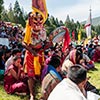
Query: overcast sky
3,0,100,22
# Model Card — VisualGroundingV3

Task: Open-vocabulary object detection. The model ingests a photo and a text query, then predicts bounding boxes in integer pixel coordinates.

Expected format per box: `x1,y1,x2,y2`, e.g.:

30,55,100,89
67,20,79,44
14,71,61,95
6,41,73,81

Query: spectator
48,64,87,100
0,50,5,75
61,49,97,93
4,49,11,61
87,44,94,59
77,46,95,70
62,49,83,73
92,45,100,62
5,48,21,71
4,56,29,95
41,55,62,100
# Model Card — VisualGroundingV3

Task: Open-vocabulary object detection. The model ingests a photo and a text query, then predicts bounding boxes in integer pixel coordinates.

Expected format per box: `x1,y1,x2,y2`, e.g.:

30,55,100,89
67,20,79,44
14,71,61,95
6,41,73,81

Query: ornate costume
23,1,48,100
23,28,46,76
23,0,48,77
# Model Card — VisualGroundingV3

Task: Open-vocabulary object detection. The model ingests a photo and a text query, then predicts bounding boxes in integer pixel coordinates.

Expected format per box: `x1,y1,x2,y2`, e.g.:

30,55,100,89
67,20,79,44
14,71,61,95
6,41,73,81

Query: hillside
81,16,100,26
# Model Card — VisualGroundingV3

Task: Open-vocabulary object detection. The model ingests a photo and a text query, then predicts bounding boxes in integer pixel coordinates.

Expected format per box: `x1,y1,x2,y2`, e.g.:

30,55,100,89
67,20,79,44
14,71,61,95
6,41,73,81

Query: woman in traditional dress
4,56,29,95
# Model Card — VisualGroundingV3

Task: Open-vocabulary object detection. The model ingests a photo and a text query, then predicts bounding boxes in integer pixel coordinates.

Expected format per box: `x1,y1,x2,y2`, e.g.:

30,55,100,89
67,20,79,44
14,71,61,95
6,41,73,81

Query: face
2,54,5,61
6,52,11,58
29,12,44,32
14,58,21,68
16,52,21,57
57,65,62,72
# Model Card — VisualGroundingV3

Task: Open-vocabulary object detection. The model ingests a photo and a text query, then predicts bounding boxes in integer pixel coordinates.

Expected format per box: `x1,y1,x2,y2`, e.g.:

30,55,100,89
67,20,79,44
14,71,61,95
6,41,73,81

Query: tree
65,15,70,22
71,19,74,23
13,0,21,23
0,0,4,19
13,0,26,27
1,9,9,22
45,16,62,35
7,3,15,22
94,25,100,35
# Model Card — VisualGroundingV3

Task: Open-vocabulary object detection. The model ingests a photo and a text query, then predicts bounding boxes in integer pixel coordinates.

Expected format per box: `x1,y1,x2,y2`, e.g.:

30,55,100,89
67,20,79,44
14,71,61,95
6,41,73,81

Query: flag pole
89,6,92,42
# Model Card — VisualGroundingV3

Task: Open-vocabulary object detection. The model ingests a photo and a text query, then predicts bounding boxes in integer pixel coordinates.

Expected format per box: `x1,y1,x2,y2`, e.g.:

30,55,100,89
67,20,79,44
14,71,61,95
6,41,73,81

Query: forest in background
0,0,100,40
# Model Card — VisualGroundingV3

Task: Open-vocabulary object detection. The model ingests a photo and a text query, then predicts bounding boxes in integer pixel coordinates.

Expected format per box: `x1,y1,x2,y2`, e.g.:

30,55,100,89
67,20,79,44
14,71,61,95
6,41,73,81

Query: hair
28,12,32,18
0,50,4,57
89,44,93,48
68,64,87,84
11,48,21,56
76,49,83,64
13,56,21,61
69,49,83,64
48,55,61,69
76,46,83,54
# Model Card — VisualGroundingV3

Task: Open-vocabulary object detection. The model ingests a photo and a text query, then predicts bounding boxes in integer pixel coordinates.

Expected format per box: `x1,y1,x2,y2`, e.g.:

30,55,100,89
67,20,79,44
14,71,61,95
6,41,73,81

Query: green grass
0,77,41,100
88,63,100,94
0,85,28,100
0,63,100,100
0,84,29,100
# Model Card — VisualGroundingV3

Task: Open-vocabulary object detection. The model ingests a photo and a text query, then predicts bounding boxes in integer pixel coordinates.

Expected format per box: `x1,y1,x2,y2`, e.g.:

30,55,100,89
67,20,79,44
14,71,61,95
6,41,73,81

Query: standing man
22,0,48,100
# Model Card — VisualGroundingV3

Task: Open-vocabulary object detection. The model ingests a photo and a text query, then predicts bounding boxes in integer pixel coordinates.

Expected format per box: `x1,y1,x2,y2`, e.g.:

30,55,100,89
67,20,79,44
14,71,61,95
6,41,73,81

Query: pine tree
13,0,26,27
0,0,4,19
8,3,15,22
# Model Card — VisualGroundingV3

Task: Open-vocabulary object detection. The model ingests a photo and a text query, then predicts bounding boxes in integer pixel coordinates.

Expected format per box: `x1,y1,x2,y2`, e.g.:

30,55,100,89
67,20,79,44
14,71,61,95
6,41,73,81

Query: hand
21,72,25,78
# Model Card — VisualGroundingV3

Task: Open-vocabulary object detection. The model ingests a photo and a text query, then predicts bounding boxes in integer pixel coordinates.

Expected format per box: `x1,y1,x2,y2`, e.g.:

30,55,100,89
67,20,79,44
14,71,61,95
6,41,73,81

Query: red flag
62,27,71,52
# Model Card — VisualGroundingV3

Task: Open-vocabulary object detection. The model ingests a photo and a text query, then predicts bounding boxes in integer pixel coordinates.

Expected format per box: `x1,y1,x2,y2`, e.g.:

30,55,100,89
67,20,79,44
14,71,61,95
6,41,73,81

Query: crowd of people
0,21,24,49
0,21,100,100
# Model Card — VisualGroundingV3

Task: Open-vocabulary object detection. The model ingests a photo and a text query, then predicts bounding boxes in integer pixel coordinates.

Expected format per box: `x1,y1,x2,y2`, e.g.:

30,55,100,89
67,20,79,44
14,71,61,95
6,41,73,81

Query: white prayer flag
85,10,92,39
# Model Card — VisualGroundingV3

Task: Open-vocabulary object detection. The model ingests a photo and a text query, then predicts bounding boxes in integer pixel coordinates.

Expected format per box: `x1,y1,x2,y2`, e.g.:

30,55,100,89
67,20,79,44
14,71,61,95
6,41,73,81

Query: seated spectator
77,46,95,70
0,30,7,38
62,49,83,73
89,45,96,60
0,50,5,70
92,45,100,62
5,48,21,71
87,44,94,59
4,56,29,95
41,55,62,100
4,49,11,61
63,47,94,71
62,49,97,93
48,64,87,100
0,50,5,79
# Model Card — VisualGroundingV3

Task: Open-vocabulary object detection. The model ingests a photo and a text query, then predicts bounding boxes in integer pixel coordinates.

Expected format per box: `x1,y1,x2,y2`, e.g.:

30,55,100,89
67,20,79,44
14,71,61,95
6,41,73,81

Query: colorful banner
32,0,48,23
62,27,71,52
78,29,81,44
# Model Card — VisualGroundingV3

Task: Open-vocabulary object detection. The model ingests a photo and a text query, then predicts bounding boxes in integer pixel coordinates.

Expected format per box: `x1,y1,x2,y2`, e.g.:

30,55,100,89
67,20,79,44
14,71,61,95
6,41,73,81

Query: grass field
0,79,41,100
0,63,100,100
88,63,100,94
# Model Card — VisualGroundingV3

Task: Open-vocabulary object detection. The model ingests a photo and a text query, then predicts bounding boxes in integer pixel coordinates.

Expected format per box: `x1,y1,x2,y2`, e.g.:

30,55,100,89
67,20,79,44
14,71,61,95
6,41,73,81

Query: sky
3,0,100,22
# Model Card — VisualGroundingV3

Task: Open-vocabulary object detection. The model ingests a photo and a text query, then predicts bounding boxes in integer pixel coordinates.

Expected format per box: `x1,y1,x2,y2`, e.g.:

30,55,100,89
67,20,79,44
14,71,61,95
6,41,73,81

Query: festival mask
29,12,44,32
